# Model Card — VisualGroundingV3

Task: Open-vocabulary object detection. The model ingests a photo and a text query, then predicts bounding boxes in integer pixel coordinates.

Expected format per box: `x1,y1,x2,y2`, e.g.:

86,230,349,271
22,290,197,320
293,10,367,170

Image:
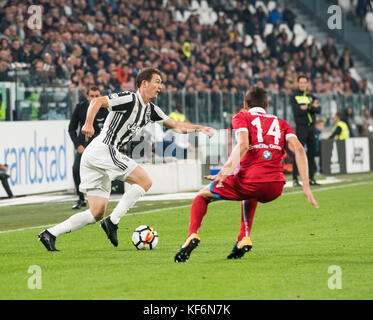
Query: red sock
237,199,258,242
188,195,209,237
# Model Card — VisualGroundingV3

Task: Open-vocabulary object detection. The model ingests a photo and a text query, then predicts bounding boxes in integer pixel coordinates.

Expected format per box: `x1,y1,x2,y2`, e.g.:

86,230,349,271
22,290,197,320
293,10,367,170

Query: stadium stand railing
1,82,372,135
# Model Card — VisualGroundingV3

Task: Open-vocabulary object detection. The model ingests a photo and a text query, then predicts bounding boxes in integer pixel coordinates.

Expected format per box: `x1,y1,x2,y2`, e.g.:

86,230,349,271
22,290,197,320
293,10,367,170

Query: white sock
109,184,146,225
48,209,96,237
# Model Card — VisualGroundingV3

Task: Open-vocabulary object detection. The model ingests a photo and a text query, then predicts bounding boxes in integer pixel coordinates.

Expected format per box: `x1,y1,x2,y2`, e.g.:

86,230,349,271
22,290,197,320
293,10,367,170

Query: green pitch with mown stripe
0,173,372,299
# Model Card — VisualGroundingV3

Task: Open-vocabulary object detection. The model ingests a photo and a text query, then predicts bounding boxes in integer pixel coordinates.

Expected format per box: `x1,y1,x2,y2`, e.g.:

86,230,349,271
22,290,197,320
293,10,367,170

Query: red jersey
232,108,296,183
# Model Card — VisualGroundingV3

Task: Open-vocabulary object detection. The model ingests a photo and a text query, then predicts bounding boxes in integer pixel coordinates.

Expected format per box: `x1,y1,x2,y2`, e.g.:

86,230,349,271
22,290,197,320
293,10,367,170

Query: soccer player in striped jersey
174,86,318,262
38,68,214,251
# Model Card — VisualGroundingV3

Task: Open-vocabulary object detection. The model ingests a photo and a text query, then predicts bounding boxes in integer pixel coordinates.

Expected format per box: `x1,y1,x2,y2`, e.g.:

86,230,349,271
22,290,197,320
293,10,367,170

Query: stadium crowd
0,0,372,98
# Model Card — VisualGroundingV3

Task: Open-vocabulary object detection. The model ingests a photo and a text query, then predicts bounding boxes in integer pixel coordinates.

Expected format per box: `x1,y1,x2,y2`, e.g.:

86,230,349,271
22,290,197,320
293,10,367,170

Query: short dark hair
135,67,162,88
335,112,342,119
245,86,268,109
87,86,100,95
315,117,325,124
297,74,309,82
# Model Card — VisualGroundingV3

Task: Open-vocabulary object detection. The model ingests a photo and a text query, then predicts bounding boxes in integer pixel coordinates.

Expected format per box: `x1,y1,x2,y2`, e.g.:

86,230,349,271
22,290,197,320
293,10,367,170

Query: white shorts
79,138,138,198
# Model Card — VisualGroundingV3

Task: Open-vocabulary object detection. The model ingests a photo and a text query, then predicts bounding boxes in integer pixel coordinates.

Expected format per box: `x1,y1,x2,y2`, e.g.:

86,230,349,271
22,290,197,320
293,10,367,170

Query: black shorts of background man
291,75,321,186
68,86,108,209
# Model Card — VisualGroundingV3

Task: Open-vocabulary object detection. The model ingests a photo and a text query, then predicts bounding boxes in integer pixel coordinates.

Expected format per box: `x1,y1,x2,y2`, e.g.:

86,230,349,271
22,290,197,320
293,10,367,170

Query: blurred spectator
169,104,186,122
322,37,338,59
329,112,350,140
356,0,373,24
359,78,373,95
10,39,23,62
42,53,55,73
280,79,293,95
256,79,265,89
268,79,279,93
269,4,283,26
343,106,360,137
0,8,14,32
0,59,12,81
365,6,373,31
43,41,61,60
283,2,297,30
21,41,34,64
86,47,99,74
108,69,121,91
361,107,373,137
172,0,190,14
309,38,319,60
55,55,69,81
338,48,354,72
164,102,189,159
255,5,267,33
343,81,354,94
343,71,359,93
0,39,9,51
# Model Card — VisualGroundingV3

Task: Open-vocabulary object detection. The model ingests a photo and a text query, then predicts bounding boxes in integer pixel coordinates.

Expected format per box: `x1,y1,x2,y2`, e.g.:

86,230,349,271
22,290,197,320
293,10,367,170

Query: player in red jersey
174,86,318,262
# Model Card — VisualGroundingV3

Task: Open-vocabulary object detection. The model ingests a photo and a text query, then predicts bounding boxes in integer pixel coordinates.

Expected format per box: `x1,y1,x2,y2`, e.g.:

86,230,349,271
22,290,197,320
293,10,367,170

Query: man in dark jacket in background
68,86,108,209
291,75,321,186
0,164,13,199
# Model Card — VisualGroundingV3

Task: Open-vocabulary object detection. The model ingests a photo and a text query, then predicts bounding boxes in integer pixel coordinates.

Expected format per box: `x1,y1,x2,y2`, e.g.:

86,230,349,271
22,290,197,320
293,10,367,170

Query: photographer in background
361,107,373,138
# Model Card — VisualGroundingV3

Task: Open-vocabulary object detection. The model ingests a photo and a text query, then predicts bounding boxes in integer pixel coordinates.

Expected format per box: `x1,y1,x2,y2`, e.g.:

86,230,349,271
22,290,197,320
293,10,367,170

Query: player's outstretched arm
287,137,319,209
163,118,215,137
82,96,108,141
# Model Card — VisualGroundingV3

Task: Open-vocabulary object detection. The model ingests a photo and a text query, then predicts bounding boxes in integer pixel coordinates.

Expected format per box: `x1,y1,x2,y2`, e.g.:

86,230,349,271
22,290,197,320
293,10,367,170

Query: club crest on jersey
263,150,272,160
127,123,141,136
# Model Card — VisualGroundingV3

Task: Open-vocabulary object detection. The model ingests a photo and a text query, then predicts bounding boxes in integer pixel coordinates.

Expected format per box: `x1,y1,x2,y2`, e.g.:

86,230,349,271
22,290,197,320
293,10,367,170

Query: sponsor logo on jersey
263,150,272,160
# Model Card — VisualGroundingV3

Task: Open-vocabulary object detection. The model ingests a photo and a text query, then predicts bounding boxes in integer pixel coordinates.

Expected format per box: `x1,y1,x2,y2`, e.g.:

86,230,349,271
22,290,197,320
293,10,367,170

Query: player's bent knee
126,166,152,192
198,187,217,202
88,204,106,221
89,206,106,221
135,179,151,192
91,211,105,221
142,179,152,192
87,195,108,221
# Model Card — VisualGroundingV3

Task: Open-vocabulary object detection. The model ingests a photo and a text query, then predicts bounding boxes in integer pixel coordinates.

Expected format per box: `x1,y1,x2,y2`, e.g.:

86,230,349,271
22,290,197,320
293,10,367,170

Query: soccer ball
131,225,158,250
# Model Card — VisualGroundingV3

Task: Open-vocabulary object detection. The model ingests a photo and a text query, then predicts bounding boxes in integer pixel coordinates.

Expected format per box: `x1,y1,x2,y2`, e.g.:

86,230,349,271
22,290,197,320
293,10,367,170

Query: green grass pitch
0,173,373,300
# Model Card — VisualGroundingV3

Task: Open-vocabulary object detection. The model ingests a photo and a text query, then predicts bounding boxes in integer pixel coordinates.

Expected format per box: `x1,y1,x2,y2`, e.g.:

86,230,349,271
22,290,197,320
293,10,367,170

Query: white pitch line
0,205,192,234
0,224,56,234
0,180,371,235
282,181,373,196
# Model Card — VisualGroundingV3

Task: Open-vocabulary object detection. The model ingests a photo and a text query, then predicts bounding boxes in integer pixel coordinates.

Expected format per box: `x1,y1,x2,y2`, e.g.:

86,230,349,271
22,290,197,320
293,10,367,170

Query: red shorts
210,176,285,203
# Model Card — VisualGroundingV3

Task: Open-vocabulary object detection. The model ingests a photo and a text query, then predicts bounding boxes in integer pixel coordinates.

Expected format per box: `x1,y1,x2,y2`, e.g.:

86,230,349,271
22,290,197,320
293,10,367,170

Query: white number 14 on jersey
251,117,281,145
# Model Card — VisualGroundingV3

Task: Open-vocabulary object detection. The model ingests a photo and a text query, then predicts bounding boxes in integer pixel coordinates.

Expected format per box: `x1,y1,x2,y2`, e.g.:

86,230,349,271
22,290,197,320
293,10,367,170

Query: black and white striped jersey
98,90,169,149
